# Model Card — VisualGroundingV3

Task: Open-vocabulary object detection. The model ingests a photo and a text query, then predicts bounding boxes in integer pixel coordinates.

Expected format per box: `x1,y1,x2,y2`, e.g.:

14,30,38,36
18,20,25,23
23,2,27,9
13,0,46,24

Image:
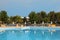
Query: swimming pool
0,26,60,40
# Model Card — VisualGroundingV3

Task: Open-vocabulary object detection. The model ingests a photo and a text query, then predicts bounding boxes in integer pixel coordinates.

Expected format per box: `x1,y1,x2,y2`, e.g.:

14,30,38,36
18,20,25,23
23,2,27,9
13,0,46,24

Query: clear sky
0,0,60,17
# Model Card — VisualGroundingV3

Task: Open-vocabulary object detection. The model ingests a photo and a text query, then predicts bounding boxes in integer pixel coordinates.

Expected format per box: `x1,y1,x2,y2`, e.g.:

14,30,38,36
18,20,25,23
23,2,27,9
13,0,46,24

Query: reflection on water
0,30,7,40
0,30,60,40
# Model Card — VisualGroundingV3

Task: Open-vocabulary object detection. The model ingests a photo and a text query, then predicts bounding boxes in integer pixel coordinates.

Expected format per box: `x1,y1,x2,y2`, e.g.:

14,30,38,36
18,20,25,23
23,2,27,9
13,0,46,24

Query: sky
0,0,60,17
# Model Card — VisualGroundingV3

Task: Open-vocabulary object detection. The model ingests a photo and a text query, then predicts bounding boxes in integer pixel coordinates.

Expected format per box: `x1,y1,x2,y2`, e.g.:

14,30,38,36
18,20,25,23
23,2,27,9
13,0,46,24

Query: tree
40,11,47,18
0,12,1,21
37,13,42,23
37,11,47,23
55,12,60,23
10,15,23,24
48,11,56,23
29,11,38,24
0,10,8,23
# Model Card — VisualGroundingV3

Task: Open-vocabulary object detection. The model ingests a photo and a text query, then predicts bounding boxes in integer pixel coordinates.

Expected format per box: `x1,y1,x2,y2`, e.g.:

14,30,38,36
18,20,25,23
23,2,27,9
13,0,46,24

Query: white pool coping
0,26,60,30
0,26,60,28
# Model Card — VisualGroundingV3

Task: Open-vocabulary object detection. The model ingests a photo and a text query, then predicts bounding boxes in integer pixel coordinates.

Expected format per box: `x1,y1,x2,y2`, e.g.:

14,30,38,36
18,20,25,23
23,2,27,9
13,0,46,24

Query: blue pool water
0,26,60,40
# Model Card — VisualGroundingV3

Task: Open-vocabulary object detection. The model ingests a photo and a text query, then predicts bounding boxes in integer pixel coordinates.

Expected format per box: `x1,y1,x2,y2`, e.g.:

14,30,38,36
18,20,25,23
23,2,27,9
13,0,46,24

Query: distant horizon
0,0,60,16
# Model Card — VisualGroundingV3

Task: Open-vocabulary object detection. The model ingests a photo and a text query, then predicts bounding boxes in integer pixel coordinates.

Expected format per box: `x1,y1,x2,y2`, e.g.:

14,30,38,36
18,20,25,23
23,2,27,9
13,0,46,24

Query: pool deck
0,26,60,28
0,26,60,30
